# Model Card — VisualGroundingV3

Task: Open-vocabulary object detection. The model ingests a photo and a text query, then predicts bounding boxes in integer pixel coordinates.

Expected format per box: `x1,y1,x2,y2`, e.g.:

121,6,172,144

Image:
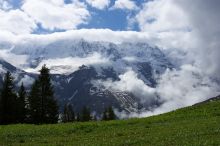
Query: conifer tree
76,113,80,122
38,65,58,123
93,115,97,121
0,71,17,124
102,108,108,121
81,106,91,122
17,82,27,123
108,106,116,120
102,106,116,121
63,103,75,122
28,65,59,124
63,104,68,123
28,80,42,124
0,91,2,123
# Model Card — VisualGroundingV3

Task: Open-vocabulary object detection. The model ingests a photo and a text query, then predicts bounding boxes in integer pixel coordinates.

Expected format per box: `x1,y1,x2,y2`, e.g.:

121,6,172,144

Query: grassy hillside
0,99,220,146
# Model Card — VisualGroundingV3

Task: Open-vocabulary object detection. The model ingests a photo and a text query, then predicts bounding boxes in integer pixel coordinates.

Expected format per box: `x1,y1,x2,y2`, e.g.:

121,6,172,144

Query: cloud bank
24,53,110,74
116,0,220,117
0,29,153,45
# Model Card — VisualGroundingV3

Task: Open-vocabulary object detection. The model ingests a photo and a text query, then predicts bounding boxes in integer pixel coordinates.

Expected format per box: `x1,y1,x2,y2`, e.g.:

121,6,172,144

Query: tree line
0,65,116,125
62,104,116,123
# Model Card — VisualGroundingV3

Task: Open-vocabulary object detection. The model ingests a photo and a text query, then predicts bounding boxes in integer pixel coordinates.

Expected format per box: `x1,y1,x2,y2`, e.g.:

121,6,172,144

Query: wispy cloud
86,0,110,10
111,0,138,10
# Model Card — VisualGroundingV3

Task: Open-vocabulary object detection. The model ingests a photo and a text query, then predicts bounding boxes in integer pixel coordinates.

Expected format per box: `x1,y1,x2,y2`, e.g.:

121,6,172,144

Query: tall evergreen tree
93,115,97,121
28,80,42,124
102,106,116,121
0,71,17,124
38,65,58,124
108,106,116,120
0,89,2,123
81,106,91,122
28,65,59,124
17,82,27,123
102,108,108,121
76,113,80,122
62,103,75,123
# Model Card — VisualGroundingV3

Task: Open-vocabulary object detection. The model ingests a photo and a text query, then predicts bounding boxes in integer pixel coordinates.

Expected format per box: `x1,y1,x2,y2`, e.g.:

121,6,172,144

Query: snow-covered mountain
0,39,173,116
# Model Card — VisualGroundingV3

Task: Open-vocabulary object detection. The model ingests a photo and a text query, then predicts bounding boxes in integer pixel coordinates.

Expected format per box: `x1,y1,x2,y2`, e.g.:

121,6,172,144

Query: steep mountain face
51,66,144,114
0,39,173,116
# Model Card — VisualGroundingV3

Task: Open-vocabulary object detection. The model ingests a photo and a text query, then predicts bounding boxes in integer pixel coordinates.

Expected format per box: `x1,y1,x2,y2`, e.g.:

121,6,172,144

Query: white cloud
0,64,6,74
100,65,219,118
158,65,218,105
135,0,220,76
24,52,110,74
96,68,156,104
122,56,136,62
174,0,220,76
126,14,137,30
112,0,138,10
0,9,37,34
0,29,154,45
86,0,110,10
142,64,220,117
135,0,193,51
121,0,220,117
0,49,28,68
135,0,220,77
18,75,35,86
136,0,190,33
0,0,12,10
0,0,90,34
21,0,90,30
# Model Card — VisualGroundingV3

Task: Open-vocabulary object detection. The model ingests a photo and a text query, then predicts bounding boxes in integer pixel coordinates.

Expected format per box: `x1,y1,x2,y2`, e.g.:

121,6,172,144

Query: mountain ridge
0,40,173,116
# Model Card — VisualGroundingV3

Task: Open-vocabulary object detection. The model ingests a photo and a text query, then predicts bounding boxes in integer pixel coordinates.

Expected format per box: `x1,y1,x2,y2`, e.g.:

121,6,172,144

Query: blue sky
78,0,145,31
5,0,147,34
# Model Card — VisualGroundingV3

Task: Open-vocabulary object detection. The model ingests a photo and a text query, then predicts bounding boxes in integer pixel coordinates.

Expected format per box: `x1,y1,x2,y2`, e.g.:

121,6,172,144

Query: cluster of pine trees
62,105,92,122
0,65,58,125
62,104,116,123
102,107,116,121
0,65,117,125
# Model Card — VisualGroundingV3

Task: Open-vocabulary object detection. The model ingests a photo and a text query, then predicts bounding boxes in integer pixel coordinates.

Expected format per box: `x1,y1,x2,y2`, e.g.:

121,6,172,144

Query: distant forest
0,65,116,125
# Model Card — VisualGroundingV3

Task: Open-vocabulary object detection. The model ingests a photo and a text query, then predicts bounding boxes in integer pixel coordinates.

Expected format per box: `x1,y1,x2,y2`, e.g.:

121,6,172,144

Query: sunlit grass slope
0,99,220,146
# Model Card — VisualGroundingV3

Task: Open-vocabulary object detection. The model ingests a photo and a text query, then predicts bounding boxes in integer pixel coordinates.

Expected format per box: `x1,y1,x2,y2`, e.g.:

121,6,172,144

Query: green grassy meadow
1,100,220,146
